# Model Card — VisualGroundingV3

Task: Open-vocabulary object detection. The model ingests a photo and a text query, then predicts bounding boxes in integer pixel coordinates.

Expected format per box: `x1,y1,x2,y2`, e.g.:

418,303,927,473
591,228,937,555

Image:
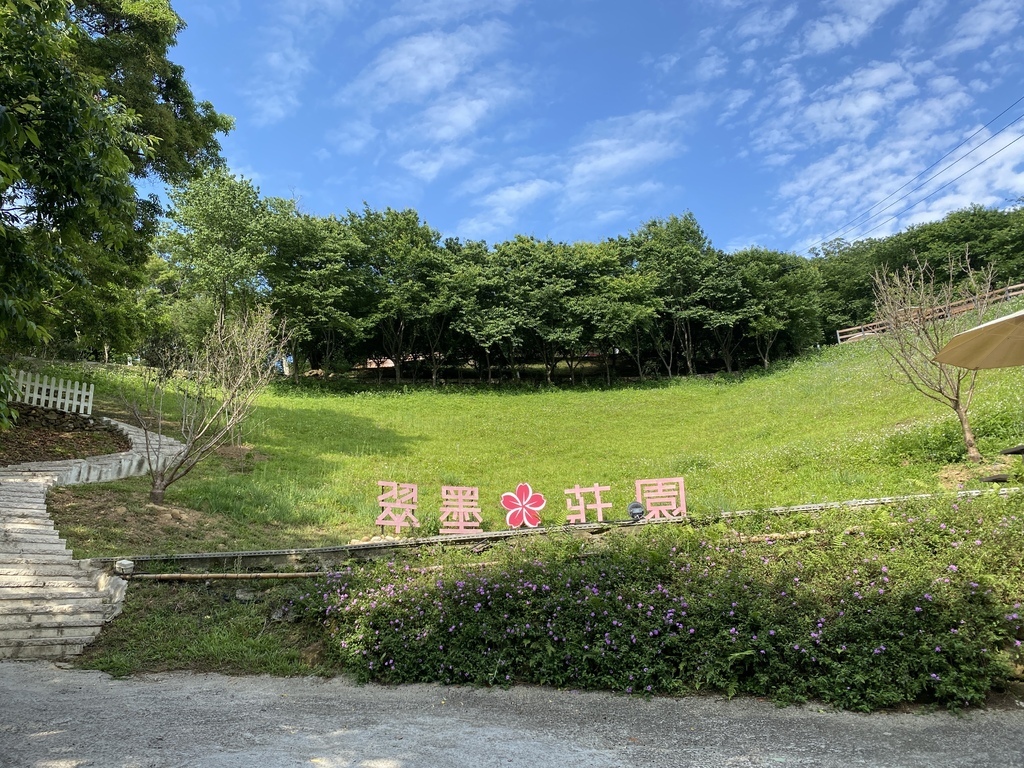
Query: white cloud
899,0,947,36
459,178,561,237
397,146,474,181
799,0,904,55
341,22,510,109
802,61,918,142
941,0,1021,57
695,48,729,81
367,0,521,41
735,4,799,49
412,73,525,143
245,1,352,126
329,120,380,154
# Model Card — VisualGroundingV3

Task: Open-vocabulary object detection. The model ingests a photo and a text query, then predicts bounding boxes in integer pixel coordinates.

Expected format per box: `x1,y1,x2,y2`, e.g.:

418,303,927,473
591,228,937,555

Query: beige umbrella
933,307,1024,369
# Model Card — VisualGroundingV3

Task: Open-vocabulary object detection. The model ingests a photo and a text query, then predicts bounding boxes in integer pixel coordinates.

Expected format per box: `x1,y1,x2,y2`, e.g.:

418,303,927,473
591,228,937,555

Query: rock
235,589,259,603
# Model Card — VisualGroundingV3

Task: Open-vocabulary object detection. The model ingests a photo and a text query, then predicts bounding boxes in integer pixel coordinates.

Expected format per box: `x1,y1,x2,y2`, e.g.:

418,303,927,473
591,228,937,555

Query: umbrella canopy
933,307,1024,369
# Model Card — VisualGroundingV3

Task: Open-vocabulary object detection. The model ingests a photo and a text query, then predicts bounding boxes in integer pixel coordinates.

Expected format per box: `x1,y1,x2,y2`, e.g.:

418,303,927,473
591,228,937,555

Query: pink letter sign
635,477,686,520
501,483,545,529
439,486,483,534
376,481,420,534
564,483,612,524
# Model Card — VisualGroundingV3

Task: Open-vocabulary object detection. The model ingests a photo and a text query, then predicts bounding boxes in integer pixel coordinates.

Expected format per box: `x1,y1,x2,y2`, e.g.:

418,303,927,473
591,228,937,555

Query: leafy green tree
734,247,823,368
159,166,268,320
1,0,151,425
347,206,443,383
264,201,373,374
812,237,879,342
692,249,752,374
629,213,717,376
70,0,233,184
581,239,658,384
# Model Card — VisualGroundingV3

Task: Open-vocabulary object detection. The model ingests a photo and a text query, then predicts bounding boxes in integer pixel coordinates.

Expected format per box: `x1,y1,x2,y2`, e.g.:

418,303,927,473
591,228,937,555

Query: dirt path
2,661,1023,768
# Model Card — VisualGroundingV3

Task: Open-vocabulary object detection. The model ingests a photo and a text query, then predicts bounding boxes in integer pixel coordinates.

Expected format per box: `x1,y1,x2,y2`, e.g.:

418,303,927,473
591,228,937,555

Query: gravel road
2,661,1023,768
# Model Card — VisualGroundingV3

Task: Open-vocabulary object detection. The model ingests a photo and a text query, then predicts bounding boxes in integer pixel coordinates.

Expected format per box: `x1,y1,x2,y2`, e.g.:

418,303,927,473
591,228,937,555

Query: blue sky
167,0,1024,253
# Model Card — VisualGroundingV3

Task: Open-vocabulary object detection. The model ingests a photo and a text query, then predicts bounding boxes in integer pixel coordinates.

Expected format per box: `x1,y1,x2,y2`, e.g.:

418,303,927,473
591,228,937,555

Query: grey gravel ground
2,661,1023,768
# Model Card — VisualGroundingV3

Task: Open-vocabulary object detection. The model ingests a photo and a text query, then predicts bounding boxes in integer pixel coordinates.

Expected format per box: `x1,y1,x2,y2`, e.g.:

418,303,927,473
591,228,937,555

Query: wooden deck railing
836,282,1024,344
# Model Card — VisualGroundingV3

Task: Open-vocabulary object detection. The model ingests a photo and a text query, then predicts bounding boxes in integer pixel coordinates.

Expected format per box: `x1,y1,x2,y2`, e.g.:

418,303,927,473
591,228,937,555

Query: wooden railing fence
836,282,1024,344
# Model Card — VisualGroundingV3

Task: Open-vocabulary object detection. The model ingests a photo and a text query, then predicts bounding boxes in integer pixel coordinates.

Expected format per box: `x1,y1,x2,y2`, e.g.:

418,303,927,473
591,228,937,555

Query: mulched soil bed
0,421,130,466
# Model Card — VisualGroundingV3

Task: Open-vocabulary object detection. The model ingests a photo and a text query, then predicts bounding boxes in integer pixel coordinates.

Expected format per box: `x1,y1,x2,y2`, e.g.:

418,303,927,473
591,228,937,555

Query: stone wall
8,403,119,435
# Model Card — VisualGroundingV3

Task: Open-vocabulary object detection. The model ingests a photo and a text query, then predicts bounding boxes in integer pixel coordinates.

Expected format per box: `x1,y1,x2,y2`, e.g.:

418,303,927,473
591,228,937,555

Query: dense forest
4,1,1024,389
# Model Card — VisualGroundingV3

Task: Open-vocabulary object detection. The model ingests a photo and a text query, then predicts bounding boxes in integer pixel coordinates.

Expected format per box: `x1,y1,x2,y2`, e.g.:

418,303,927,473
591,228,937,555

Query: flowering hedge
302,495,1024,711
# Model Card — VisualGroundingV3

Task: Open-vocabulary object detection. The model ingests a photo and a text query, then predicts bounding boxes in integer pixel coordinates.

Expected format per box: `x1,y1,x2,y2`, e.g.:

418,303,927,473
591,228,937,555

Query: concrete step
0,622,102,641
0,501,49,514
0,602,104,618
0,557,77,569
2,517,57,527
0,610,105,627
0,574,95,589
0,531,62,545
0,643,86,660
0,586,102,601
0,540,70,555
0,636,93,656
0,563,90,577
0,553,78,566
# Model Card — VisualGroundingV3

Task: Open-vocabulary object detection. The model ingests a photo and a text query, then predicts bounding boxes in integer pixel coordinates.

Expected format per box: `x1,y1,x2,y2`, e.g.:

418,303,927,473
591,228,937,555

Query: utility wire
804,93,1024,253
848,131,1024,242
824,110,1024,244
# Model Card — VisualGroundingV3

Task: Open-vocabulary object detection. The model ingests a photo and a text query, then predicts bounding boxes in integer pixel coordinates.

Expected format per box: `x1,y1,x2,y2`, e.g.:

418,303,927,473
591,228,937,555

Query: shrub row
301,496,1024,711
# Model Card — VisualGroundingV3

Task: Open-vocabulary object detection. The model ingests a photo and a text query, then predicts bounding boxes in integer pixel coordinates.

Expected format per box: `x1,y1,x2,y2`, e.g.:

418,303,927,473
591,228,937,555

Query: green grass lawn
155,340,1024,543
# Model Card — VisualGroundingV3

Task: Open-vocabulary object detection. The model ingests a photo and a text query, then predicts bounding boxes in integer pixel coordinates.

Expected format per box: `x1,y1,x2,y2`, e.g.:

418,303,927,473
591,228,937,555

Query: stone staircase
0,419,181,660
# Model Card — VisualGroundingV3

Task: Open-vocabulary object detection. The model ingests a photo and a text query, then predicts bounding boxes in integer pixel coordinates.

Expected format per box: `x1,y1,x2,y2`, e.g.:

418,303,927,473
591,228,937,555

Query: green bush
302,496,1024,711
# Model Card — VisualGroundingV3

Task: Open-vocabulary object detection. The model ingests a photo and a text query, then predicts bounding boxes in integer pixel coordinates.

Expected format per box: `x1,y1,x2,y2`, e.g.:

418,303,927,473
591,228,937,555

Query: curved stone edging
0,419,184,486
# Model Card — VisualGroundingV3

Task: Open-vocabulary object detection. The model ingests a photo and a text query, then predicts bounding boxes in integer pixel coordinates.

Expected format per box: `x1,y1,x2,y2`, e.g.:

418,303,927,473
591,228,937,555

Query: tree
70,0,233,184
263,201,372,373
1,0,152,425
629,213,718,376
348,206,442,383
700,251,751,373
872,254,994,463
159,166,268,320
735,248,823,368
127,306,286,504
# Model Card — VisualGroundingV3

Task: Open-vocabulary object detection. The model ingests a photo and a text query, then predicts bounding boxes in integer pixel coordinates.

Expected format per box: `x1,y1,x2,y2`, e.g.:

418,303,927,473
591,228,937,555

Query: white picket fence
11,369,94,416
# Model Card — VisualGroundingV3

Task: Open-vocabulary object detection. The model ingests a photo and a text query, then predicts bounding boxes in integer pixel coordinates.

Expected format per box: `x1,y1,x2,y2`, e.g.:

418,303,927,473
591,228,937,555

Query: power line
824,111,1024,244
847,130,1024,242
804,93,1024,254
812,93,1024,246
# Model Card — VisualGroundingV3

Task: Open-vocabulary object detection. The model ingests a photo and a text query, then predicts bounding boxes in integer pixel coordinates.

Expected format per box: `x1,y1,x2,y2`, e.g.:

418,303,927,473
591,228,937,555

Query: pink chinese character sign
501,483,545,528
564,483,612,524
439,486,483,534
635,477,687,521
376,481,420,534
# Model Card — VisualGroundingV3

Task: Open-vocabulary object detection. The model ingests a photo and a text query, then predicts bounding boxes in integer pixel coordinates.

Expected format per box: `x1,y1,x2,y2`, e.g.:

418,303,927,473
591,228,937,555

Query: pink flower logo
501,483,545,528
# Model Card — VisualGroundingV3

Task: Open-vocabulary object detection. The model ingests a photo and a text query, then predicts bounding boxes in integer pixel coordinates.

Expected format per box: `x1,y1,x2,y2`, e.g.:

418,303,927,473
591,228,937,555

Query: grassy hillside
73,338,1024,547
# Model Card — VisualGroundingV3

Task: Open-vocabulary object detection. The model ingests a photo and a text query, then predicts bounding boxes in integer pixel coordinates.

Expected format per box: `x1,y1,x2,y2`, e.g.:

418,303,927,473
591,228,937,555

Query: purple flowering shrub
303,495,1023,711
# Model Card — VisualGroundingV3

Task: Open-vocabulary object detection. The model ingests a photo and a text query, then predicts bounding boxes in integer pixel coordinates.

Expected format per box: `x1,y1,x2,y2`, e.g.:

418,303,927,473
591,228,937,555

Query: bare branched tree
126,307,287,503
872,253,993,464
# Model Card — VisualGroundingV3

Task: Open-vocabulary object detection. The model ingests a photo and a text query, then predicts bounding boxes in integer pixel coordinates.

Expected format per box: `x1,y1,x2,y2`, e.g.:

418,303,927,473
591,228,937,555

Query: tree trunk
954,402,983,463
149,481,167,505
